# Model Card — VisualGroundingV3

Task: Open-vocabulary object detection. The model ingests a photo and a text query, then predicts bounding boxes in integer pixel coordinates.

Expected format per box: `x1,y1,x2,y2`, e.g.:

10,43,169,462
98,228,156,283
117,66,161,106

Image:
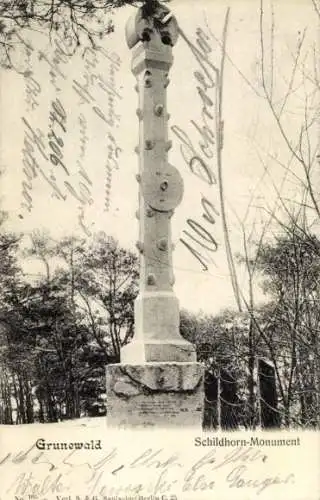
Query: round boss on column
141,163,183,212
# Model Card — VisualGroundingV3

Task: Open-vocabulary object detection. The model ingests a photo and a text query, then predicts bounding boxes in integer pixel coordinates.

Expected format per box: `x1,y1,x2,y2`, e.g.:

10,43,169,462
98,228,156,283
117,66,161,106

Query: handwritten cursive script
72,45,123,228
18,33,123,235
1,442,296,499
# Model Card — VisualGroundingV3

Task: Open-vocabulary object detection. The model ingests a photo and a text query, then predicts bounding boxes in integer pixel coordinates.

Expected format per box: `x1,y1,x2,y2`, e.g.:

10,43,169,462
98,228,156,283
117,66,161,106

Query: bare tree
0,0,171,71
258,0,319,228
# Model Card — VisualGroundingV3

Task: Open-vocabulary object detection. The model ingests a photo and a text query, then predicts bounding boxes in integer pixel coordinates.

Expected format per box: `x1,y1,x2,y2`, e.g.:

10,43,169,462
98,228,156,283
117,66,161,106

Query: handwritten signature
1,444,295,498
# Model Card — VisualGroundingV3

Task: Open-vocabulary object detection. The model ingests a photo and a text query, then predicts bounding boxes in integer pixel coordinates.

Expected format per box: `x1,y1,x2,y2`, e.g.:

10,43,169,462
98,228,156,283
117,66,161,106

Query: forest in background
0,218,319,429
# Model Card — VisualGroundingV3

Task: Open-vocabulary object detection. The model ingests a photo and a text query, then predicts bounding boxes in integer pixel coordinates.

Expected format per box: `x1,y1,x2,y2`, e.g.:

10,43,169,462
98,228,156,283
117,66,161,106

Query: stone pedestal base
121,339,197,363
106,362,204,428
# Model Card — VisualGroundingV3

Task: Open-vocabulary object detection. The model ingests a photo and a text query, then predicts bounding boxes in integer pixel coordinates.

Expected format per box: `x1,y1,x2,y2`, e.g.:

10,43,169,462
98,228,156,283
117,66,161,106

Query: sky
0,0,318,315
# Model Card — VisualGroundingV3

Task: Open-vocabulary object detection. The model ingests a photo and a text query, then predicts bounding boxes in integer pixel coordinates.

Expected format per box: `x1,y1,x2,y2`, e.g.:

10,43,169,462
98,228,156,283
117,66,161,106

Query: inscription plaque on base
106,362,204,428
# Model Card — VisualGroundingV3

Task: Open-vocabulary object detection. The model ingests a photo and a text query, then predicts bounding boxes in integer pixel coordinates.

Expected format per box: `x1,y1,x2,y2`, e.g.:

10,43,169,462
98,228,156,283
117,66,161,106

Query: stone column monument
106,0,204,428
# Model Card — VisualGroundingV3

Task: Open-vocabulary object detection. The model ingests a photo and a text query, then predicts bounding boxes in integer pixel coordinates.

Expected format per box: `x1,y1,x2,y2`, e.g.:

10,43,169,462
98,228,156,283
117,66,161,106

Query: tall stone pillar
106,1,204,428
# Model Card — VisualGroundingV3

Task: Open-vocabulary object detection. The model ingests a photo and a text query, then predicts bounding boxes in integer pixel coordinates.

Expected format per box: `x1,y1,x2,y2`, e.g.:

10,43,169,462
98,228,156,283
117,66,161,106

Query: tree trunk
248,318,255,428
24,378,34,423
18,373,27,423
